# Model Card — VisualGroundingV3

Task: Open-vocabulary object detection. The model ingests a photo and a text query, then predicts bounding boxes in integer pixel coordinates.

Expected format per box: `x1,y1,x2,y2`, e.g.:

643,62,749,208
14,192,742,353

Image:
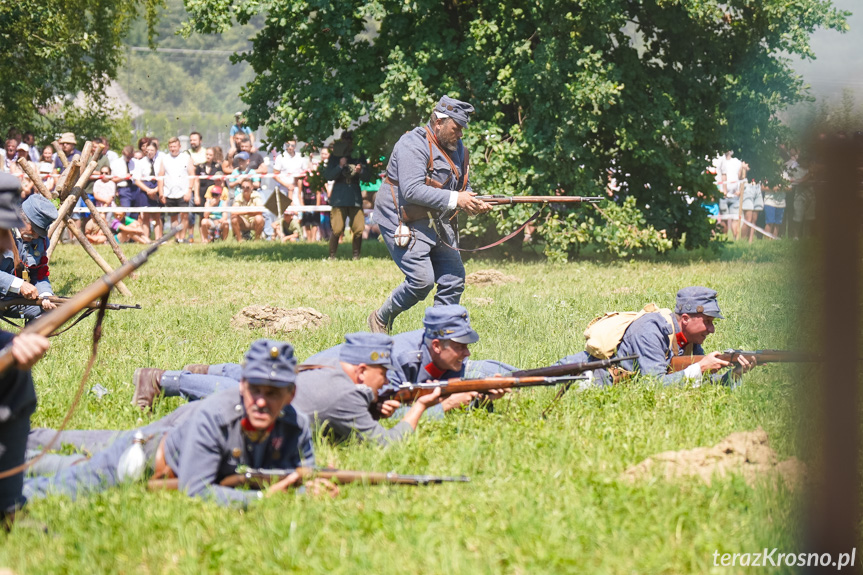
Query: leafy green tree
183,0,847,249
0,0,163,138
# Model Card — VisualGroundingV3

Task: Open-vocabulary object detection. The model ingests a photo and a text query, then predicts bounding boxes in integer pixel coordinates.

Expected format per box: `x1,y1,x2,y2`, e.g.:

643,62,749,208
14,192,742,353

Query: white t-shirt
162,152,190,199
110,155,130,188
720,156,743,197
274,152,309,179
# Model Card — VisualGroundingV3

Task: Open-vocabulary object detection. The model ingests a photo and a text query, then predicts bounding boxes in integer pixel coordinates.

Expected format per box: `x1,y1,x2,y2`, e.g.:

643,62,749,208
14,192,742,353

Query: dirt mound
231,305,329,335
465,269,521,287
622,428,806,490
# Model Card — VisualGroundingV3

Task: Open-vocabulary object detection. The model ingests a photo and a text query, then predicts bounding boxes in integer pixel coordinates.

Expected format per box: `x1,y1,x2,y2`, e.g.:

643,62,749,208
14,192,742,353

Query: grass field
0,237,816,574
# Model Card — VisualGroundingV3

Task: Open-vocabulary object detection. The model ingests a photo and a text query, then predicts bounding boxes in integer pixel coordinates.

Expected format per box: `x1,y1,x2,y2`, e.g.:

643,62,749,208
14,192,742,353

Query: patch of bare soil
231,305,329,335
622,428,806,490
465,269,521,287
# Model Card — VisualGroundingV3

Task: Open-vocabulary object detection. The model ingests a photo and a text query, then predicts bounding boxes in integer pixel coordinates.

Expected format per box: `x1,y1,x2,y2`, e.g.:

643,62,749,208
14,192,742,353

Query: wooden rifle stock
0,228,176,374
669,349,818,373
146,467,470,492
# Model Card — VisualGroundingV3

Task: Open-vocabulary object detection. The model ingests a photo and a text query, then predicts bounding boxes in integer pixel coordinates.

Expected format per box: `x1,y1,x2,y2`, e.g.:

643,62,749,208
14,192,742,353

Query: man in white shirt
273,140,309,207
718,149,743,237
158,138,192,243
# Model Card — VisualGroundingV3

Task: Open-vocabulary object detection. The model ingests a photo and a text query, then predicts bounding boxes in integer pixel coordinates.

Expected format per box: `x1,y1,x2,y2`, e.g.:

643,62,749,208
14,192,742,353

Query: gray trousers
23,402,198,500
161,363,241,401
378,224,465,326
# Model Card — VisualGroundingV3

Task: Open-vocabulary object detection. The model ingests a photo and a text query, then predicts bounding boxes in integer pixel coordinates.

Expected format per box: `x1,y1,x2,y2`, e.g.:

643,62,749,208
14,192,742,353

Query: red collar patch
676,332,688,349
423,362,445,380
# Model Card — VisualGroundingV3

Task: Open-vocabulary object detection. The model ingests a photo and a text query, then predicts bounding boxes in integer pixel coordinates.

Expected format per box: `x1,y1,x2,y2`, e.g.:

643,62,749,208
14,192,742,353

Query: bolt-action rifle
372,356,635,418
0,229,176,372
669,349,817,373
0,295,141,312
147,467,470,491
475,195,603,205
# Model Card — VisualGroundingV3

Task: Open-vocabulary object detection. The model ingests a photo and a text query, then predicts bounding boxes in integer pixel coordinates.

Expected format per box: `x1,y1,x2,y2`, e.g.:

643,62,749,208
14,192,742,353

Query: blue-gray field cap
0,174,24,229
434,95,475,128
235,151,250,161
674,286,725,319
242,339,298,388
21,193,58,236
340,332,395,370
423,305,480,344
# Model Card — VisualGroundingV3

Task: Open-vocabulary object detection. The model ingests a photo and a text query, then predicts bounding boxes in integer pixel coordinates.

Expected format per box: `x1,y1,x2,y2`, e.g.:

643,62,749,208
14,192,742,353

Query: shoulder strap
423,126,460,183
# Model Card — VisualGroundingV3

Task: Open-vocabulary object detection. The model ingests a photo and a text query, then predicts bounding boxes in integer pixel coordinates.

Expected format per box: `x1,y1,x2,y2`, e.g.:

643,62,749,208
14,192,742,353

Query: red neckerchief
241,417,274,440
676,332,688,350
424,362,445,380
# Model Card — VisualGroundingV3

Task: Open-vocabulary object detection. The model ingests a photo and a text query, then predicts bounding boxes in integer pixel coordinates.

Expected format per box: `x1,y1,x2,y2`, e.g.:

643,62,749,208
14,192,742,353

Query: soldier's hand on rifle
18,282,39,300
378,399,402,418
305,478,339,498
11,333,50,370
415,386,443,407
731,354,757,377
440,391,480,412
482,388,510,401
40,298,57,311
265,471,302,495
696,351,731,373
456,191,492,216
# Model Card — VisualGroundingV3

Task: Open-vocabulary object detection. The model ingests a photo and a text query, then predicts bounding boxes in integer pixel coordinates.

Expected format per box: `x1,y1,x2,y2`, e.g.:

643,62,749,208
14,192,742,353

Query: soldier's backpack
583,303,676,359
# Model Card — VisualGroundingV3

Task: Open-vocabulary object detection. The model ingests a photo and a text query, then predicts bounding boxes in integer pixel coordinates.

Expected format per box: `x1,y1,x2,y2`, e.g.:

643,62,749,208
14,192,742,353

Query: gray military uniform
294,357,414,446
25,388,314,507
373,123,470,326
557,312,738,388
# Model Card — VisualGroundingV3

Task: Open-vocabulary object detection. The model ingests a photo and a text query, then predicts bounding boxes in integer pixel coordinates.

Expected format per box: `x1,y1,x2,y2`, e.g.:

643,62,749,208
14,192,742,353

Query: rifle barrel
478,195,603,205
220,467,470,489
0,229,176,374
510,355,637,378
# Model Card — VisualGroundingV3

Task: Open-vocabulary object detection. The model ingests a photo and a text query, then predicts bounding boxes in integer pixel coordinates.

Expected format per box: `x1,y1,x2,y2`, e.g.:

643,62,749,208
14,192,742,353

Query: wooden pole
55,160,80,201
48,160,97,240
79,191,130,265
62,220,132,296
15,157,133,297
52,141,68,168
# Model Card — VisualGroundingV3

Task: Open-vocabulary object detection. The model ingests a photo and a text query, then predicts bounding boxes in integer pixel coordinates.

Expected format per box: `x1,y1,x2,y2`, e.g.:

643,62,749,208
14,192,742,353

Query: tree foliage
0,0,163,136
183,0,847,248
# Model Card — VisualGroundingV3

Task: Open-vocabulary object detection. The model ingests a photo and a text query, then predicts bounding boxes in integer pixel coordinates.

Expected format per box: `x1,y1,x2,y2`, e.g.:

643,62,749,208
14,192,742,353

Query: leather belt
152,435,176,479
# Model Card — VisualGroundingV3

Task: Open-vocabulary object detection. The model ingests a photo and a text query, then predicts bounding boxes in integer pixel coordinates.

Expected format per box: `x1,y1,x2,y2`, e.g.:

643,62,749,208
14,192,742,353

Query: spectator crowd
1,119,818,251
704,146,815,241
0,116,383,257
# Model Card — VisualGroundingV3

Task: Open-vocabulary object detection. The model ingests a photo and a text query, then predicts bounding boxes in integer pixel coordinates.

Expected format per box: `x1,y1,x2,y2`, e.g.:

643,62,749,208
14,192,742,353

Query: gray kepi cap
434,95,475,128
241,339,298,388
423,304,480,344
21,194,59,238
0,173,25,229
340,332,395,370
674,286,725,319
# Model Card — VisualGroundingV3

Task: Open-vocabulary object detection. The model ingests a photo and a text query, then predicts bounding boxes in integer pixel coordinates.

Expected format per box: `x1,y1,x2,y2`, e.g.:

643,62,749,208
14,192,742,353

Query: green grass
1,238,815,574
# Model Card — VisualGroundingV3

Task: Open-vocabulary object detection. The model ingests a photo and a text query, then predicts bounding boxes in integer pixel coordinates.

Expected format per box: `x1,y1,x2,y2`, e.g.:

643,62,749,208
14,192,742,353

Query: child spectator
762,178,786,239
93,166,117,207
85,212,151,245
273,210,301,243
200,184,229,242
298,176,320,241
